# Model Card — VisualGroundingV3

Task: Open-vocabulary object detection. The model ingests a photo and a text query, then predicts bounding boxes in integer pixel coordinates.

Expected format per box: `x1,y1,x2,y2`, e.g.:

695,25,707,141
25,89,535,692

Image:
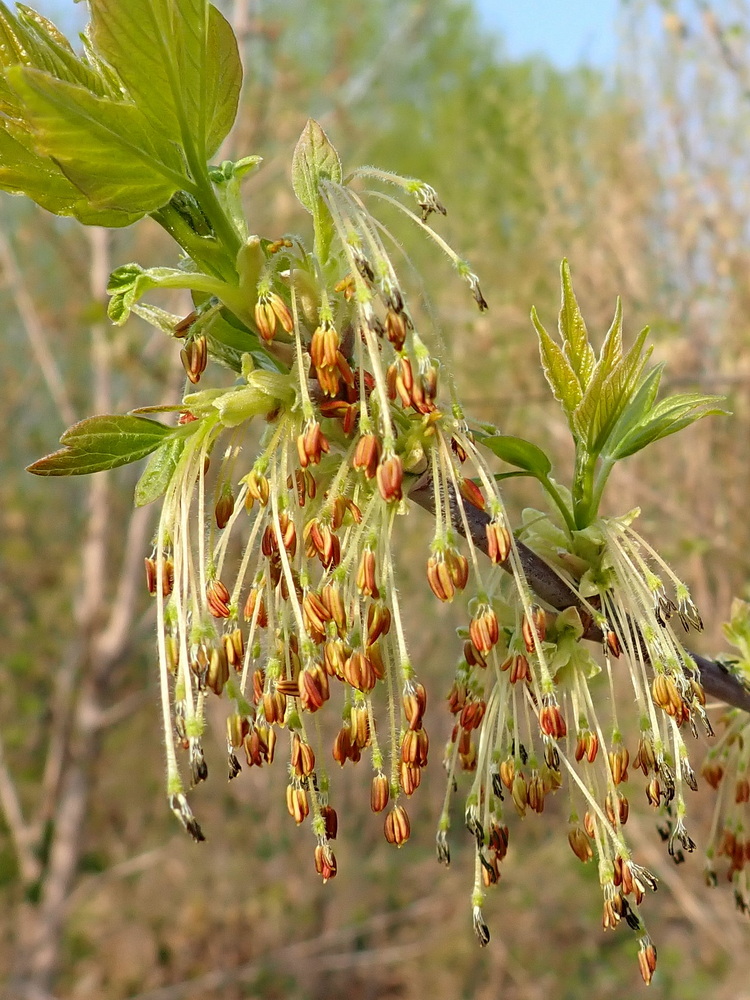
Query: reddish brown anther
356,548,379,598
385,309,407,351
402,682,427,730
314,843,337,883
522,605,546,653
568,826,593,863
297,421,330,468
245,469,270,508
384,804,410,846
343,651,377,692
426,555,455,603
353,433,381,479
608,746,630,785
291,734,316,777
371,773,390,813
286,783,309,824
459,477,485,511
215,489,235,529
243,586,268,627
180,335,207,383
206,578,231,618
486,519,511,564
376,453,403,502
298,662,330,712
638,940,658,986
320,805,338,840
469,606,499,653
206,646,229,695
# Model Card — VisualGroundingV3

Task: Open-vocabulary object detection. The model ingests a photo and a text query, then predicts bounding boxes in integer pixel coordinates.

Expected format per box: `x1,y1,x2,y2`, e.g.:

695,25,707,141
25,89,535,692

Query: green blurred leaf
559,259,595,389
134,436,184,506
480,433,552,477
531,305,582,420
27,415,172,476
7,65,189,217
90,0,241,161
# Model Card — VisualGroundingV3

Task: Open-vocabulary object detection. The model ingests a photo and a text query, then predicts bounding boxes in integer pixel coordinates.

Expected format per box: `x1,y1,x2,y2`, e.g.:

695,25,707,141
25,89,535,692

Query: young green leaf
292,119,343,214
292,119,342,260
531,305,582,422
27,415,173,476
89,0,241,162
134,436,184,506
107,263,227,325
480,433,552,478
7,66,190,217
559,259,595,388
608,391,727,460
573,325,651,454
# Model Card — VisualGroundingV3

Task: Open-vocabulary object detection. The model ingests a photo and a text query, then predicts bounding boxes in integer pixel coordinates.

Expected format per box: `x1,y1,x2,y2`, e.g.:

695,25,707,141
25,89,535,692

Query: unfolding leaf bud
286,783,309,824
314,843,337,882
180,335,208,383
353,433,381,479
356,548,379,598
206,578,231,618
371,773,390,813
376,453,403,502
522,605,546,653
486,519,511,564
384,804,410,846
568,826,593,863
298,663,330,712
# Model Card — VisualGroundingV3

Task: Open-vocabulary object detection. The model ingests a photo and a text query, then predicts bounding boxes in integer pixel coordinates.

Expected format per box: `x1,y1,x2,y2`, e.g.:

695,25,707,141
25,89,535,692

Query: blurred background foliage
1,0,750,997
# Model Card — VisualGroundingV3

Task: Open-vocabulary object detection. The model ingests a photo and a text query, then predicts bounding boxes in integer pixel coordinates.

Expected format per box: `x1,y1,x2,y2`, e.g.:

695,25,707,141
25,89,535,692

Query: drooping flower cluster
134,143,726,986
702,599,750,914
437,505,711,984
144,167,522,891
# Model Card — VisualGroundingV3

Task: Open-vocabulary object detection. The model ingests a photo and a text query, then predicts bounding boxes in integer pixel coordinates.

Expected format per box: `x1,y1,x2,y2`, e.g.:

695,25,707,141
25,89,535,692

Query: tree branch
409,478,750,714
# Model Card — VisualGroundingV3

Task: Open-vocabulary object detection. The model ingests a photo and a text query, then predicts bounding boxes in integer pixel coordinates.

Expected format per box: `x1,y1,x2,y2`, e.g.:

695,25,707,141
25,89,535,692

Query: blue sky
473,0,618,70
33,1,619,73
